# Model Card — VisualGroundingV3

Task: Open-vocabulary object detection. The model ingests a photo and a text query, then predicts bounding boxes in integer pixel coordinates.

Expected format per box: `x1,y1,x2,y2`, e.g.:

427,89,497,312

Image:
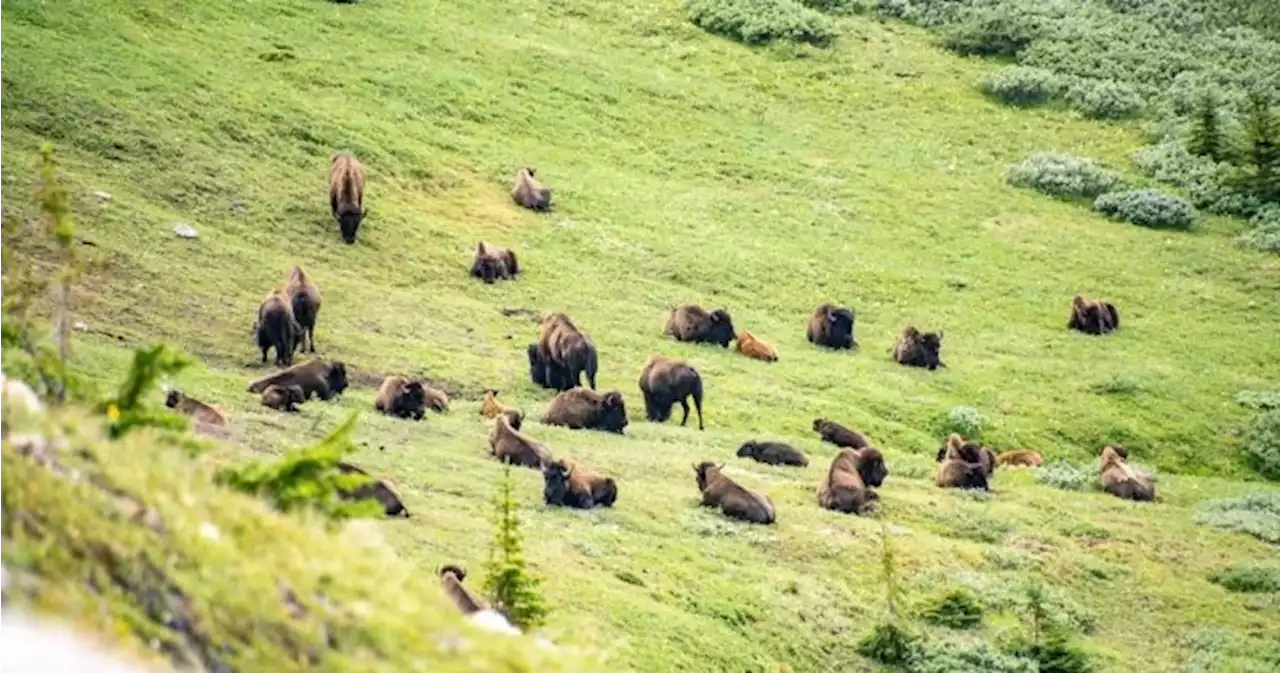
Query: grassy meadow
3,0,1280,671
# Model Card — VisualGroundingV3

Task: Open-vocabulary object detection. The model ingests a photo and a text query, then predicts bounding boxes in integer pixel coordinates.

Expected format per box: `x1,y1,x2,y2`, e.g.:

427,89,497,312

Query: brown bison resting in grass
480,390,523,426
807,304,857,350
247,359,349,401
1068,295,1120,335
665,305,736,348
527,343,574,391
934,437,996,477
542,458,618,509
540,388,628,434
164,390,227,426
1099,445,1155,501
260,384,305,412
693,462,775,524
818,448,887,514
470,241,519,284
511,167,552,211
537,313,599,391
734,330,778,362
426,387,450,413
812,418,871,449
892,326,945,370
283,266,322,353
996,450,1044,468
736,441,808,467
638,355,705,430
336,462,409,517
329,152,367,244
255,290,302,366
374,376,427,420
489,410,552,469
935,434,989,490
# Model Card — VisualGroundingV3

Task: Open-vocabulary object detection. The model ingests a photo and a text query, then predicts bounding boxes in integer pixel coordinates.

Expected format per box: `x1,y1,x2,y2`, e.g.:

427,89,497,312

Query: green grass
4,0,1280,671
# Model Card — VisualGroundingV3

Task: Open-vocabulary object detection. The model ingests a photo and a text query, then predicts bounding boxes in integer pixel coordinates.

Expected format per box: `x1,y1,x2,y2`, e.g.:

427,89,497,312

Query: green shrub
685,0,838,47
981,66,1061,107
920,589,985,629
1034,461,1094,492
940,8,1046,57
1006,152,1120,199
943,406,985,439
1005,631,1096,673
1094,188,1198,229
1209,563,1280,593
1065,79,1145,119
916,639,1037,673
800,0,869,14
1193,491,1280,544
857,622,919,666
1238,205,1280,253
1243,408,1280,480
1236,388,1280,410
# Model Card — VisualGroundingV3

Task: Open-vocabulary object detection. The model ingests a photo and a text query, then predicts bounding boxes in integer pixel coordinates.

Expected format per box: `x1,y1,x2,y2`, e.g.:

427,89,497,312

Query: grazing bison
812,418,872,449
734,330,778,362
511,167,551,211
374,376,428,421
818,448,886,514
693,462,776,524
283,266,321,353
480,389,523,427
807,304,857,350
935,434,989,490
542,458,618,509
255,290,302,366
527,342,574,391
426,386,450,413
736,441,808,467
1068,295,1120,335
540,388,628,434
892,326,945,370
995,450,1044,468
336,462,409,517
260,384,305,412
537,313,599,391
489,410,552,469
329,152,367,244
933,436,996,477
164,390,227,426
470,241,519,284
638,355,705,430
247,359,349,401
665,305,735,348
1098,445,1155,501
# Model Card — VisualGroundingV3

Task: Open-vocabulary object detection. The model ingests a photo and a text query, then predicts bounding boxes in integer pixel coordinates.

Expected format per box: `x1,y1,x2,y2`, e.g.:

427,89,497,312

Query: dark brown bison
537,313,598,391
996,450,1044,468
374,376,427,420
282,266,321,353
812,418,871,449
736,441,808,467
665,305,735,348
542,458,618,509
260,384,305,412
935,434,989,490
933,436,996,476
488,410,552,469
892,326,945,370
335,462,409,517
255,290,302,366
693,462,776,524
527,342,574,391
638,355,704,430
807,304,857,350
1099,445,1155,501
164,390,228,426
329,152,367,244
247,359,349,401
470,241,519,284
511,167,551,211
818,448,886,514
1068,295,1120,335
540,388,628,434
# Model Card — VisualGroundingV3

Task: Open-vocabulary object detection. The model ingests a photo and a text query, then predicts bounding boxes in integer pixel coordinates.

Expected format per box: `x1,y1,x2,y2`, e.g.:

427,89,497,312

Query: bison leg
678,398,690,427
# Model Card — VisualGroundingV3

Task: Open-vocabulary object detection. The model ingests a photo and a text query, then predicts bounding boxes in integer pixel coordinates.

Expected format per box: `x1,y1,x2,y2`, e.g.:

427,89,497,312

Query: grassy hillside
3,0,1280,671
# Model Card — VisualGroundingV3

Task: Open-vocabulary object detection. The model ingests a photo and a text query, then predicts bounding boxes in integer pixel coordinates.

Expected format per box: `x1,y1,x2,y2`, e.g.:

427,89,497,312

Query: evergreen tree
1186,90,1234,163
1244,90,1280,204
483,466,548,630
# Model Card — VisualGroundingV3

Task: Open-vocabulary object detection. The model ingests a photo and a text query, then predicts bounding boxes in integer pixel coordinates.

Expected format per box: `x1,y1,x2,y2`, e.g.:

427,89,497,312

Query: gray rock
172,224,199,239
91,190,113,201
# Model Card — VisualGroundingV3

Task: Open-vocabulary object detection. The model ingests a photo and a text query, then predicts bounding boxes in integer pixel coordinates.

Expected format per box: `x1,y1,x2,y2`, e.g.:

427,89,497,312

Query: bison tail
585,349,598,390
691,376,705,431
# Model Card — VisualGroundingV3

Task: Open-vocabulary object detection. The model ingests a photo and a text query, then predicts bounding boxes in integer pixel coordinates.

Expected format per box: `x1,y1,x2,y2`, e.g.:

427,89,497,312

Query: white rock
73,320,89,332
92,191,113,201
172,224,199,239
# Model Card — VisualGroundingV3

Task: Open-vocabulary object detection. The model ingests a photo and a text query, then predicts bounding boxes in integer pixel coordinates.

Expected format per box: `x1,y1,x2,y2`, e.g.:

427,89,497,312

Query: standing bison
536,313,598,391
329,152,366,244
638,355,705,430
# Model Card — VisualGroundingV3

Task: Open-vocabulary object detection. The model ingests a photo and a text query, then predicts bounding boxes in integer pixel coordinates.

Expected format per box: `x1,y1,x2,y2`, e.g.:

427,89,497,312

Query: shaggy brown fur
282,266,321,353
255,290,302,366
527,342,574,391
665,305,735,348
736,441,808,467
329,152,367,244
542,458,618,509
480,389,523,425
540,387,628,434
426,387,450,413
335,462,410,517
488,411,551,469
638,355,704,430
511,167,551,211
892,326,945,370
818,448,886,514
260,384,305,412
806,304,857,350
1099,445,1156,501
812,418,872,449
164,390,228,426
373,376,428,421
1068,295,1120,335
438,565,485,615
996,450,1044,468
537,313,598,391
693,462,776,524
734,330,778,362
247,359,349,401
935,434,989,490
933,437,997,476
470,241,519,284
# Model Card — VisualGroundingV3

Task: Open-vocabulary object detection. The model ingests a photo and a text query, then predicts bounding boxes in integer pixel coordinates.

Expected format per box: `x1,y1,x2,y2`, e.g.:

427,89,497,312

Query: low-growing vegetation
1004,152,1119,199
1193,492,1280,544
1209,563,1280,593
980,66,1059,107
685,0,838,47
1093,188,1198,230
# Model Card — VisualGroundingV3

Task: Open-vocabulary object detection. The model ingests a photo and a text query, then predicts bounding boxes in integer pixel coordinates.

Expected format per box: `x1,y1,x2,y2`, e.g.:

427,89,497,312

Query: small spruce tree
1186,90,1234,163
856,523,917,665
483,466,548,630
1243,91,1280,204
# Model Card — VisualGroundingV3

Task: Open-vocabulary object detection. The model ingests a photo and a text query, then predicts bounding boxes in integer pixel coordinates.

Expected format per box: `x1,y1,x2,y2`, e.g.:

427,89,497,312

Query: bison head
164,390,182,409
338,208,365,245
595,392,628,434
919,331,943,370
856,448,888,488
542,460,572,506
692,461,723,492
706,309,736,347
326,362,350,397
285,385,306,405
828,307,857,349
736,442,758,459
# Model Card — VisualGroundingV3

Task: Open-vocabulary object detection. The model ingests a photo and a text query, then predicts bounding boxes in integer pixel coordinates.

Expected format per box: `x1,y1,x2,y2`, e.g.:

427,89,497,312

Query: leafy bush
1064,79,1145,119
940,7,1047,57
686,0,838,47
915,639,1036,673
1034,461,1094,492
857,622,919,666
800,0,869,14
1094,188,1198,229
921,589,985,629
981,66,1060,107
1005,631,1096,673
1209,564,1280,593
1237,388,1280,410
1238,205,1280,253
1243,408,1280,480
943,406,985,439
1193,491,1280,544
1006,153,1120,199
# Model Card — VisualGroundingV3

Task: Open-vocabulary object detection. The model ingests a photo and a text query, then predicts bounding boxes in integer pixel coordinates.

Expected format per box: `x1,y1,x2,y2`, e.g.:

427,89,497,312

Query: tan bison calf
995,450,1044,468
734,330,778,362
